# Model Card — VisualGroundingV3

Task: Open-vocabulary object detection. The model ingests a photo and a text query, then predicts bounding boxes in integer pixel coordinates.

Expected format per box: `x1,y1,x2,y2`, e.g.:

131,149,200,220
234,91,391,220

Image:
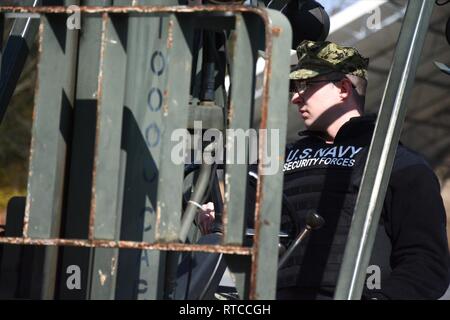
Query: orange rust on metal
251,91,270,299
88,12,109,241
167,17,174,49
272,26,282,36
0,237,253,255
0,4,276,300
155,204,162,240
222,174,230,240
162,90,169,116
250,181,262,299
0,5,267,16
162,102,169,117
227,102,234,123
250,3,273,301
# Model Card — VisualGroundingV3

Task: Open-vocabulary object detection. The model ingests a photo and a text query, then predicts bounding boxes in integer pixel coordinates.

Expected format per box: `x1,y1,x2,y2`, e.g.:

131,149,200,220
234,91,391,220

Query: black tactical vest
277,115,392,298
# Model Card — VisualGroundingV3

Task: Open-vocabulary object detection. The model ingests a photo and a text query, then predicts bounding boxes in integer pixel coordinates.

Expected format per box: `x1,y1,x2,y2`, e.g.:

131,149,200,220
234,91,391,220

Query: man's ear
339,78,353,100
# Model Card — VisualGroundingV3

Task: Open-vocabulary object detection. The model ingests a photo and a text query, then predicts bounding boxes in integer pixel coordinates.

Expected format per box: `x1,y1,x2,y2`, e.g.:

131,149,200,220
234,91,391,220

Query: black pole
0,0,40,125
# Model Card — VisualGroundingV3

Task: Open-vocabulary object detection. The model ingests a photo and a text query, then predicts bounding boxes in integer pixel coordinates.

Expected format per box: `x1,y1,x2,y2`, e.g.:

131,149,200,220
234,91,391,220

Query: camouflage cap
290,40,369,81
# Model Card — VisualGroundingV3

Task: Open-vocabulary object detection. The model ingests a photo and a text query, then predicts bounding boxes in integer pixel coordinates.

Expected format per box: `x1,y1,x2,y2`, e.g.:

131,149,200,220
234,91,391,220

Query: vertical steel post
25,0,80,299
88,6,128,300
223,13,258,247
116,0,182,300
251,9,291,300
59,0,115,300
155,14,194,243
334,0,435,300
220,13,258,300
155,13,194,299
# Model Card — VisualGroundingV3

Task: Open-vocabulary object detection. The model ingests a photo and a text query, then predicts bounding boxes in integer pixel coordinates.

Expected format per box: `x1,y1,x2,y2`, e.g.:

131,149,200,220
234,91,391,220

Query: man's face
290,76,343,131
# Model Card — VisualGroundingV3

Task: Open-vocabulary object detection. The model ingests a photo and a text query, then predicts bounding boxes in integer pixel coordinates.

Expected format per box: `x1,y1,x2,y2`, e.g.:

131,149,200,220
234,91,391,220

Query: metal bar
25,1,79,237
89,8,128,300
0,0,39,125
0,237,252,254
277,228,309,269
250,9,291,300
83,2,126,295
24,0,80,299
89,247,117,300
116,0,184,300
221,12,260,300
58,0,110,300
154,14,194,241
89,9,126,241
0,4,290,300
223,13,257,246
334,0,435,300
187,104,224,130
0,5,272,15
155,12,195,300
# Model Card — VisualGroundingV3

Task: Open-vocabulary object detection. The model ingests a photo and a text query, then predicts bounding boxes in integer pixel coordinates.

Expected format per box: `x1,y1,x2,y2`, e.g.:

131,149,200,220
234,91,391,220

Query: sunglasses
290,79,344,95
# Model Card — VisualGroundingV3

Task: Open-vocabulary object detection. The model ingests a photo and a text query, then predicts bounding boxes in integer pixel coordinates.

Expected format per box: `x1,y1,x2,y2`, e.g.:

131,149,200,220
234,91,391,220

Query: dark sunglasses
289,79,344,95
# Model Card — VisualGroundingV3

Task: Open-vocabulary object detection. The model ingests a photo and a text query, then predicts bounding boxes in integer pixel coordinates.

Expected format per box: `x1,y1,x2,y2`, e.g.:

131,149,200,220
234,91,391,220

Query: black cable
182,164,201,208
181,163,220,300
201,163,218,205
190,30,203,99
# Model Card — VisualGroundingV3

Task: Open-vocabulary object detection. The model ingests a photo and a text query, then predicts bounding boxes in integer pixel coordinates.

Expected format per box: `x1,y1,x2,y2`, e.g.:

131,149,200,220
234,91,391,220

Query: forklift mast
0,0,437,300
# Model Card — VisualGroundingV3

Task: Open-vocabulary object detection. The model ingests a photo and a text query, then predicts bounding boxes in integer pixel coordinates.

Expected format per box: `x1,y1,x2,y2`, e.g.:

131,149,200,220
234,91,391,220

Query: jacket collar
298,114,377,144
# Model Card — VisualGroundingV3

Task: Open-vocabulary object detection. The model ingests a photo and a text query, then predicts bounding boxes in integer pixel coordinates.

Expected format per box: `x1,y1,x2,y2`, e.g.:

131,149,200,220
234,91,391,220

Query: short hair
323,72,367,110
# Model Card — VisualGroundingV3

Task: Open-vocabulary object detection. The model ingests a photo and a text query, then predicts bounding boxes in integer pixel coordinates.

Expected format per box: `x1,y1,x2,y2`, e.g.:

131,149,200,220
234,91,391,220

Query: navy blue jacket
248,115,449,299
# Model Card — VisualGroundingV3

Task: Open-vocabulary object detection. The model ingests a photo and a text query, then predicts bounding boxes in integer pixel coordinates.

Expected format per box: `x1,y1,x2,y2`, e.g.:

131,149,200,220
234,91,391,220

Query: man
277,40,449,300
198,40,449,300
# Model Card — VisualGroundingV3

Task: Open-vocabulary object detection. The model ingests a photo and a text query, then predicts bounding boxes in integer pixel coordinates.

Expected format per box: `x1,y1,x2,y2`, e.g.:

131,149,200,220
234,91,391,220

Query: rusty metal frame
0,4,289,299
0,236,251,254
